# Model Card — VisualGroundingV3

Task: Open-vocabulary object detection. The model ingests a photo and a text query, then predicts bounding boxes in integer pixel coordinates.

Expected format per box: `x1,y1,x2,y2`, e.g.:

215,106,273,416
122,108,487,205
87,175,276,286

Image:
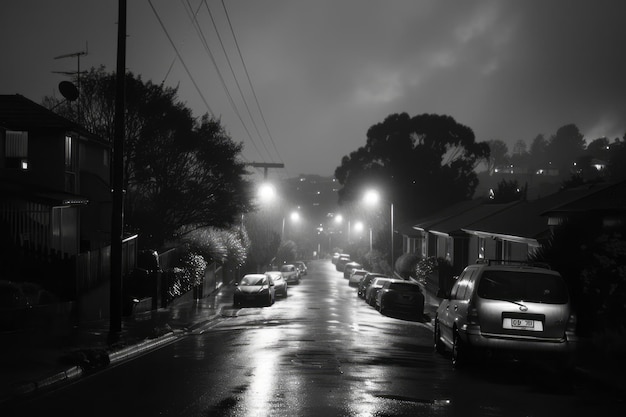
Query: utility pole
247,162,284,179
109,0,126,337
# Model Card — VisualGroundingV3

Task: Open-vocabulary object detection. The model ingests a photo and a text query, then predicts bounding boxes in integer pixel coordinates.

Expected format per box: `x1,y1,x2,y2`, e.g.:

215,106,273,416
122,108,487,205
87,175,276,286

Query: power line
203,0,274,163
181,0,267,161
221,0,284,167
148,0,215,118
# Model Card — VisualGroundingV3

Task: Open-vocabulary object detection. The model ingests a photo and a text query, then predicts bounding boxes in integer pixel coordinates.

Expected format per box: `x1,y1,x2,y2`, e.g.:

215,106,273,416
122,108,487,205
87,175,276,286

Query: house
462,182,620,262
413,200,519,275
0,94,112,299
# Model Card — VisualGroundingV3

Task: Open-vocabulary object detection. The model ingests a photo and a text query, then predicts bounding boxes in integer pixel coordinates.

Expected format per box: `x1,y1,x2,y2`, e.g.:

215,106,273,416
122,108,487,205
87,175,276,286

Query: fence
75,234,138,294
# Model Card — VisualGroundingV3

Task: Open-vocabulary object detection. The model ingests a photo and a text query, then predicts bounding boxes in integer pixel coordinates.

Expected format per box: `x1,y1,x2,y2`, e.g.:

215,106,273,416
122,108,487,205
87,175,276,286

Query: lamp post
282,210,300,241
364,189,395,269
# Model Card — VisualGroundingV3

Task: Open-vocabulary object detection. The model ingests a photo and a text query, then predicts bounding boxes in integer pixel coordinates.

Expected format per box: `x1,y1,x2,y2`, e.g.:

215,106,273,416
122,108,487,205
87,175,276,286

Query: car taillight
467,303,479,325
566,312,577,333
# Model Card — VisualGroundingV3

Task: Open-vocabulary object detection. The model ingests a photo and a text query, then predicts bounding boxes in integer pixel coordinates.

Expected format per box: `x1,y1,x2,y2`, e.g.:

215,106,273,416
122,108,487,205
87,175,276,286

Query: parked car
365,277,393,306
335,255,351,272
343,261,362,279
331,252,341,264
357,273,387,299
375,279,424,317
280,264,301,285
233,274,276,307
348,269,369,287
434,259,577,369
294,261,308,276
265,271,288,297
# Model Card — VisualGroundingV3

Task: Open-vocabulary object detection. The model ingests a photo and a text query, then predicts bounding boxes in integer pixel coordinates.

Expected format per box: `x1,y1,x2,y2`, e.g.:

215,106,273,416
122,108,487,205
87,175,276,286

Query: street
5,260,622,416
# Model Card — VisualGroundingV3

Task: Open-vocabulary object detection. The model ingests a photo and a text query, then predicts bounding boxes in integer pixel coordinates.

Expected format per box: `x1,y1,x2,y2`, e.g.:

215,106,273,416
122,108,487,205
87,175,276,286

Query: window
4,130,28,169
65,135,73,170
477,271,568,304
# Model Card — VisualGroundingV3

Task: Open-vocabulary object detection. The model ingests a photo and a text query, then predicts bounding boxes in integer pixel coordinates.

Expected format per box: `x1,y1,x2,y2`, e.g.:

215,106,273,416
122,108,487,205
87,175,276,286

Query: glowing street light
364,189,395,269
257,182,276,202
282,210,301,240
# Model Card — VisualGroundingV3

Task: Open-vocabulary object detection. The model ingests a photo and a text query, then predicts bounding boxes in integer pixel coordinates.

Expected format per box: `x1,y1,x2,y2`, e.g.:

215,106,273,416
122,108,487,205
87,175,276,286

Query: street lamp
282,210,301,240
364,189,394,269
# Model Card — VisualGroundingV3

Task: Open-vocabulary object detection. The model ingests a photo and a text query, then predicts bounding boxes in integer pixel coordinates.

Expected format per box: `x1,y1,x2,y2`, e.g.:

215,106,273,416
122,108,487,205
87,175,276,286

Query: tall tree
335,112,489,220
529,134,549,173
486,139,509,175
548,124,586,177
44,67,254,248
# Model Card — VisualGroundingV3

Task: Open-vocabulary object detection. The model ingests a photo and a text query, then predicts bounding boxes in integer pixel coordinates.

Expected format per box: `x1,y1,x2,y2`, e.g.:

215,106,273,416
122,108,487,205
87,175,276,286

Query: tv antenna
53,43,88,122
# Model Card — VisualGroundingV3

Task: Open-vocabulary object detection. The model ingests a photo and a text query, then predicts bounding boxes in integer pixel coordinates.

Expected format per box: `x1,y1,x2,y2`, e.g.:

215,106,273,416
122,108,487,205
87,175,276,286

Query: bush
164,252,207,301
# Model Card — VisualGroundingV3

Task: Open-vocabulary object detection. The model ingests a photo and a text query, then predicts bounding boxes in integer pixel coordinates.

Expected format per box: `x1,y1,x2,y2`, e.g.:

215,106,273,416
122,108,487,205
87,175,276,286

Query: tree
529,134,550,173
486,139,509,175
548,124,586,178
44,67,254,249
335,113,489,221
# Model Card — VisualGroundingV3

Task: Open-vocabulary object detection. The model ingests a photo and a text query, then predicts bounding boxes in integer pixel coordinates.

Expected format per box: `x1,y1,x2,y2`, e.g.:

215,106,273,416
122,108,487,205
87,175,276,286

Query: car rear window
389,283,421,292
477,270,569,304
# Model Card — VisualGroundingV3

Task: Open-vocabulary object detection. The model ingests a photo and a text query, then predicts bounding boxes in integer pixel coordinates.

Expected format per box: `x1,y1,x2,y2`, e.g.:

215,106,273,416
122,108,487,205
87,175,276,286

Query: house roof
541,180,626,215
412,198,485,232
425,201,520,236
0,94,101,142
462,182,615,240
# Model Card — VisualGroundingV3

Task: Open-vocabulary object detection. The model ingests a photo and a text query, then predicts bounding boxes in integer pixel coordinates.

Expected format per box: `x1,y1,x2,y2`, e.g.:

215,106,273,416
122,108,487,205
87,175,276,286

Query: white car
434,259,577,369
265,271,288,297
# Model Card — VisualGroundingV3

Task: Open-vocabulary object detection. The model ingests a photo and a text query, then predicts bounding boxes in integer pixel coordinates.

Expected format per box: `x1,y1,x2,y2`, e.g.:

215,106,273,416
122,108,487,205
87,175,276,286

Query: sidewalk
0,281,236,406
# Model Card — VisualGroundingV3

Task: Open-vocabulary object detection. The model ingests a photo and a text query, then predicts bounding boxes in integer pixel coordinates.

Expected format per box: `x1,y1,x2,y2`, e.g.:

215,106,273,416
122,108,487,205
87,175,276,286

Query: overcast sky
2,0,626,180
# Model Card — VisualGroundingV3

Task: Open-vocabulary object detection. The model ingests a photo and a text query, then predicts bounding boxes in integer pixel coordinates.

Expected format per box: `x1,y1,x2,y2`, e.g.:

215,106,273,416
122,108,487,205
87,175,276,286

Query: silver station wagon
434,259,577,368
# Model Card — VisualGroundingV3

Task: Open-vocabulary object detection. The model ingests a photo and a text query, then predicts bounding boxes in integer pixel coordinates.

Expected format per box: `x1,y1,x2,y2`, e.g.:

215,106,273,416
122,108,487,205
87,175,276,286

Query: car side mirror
234,282,239,286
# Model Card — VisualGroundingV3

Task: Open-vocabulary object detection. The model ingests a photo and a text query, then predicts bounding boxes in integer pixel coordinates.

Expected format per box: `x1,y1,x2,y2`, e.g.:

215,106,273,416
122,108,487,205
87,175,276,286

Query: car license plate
503,318,543,331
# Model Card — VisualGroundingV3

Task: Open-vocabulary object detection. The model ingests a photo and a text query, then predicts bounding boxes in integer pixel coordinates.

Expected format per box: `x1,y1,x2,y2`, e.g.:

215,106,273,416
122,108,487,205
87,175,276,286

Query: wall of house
29,129,65,190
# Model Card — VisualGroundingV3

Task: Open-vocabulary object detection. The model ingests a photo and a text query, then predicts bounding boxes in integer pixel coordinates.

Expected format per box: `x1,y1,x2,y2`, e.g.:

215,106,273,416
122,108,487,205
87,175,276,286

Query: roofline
461,228,540,247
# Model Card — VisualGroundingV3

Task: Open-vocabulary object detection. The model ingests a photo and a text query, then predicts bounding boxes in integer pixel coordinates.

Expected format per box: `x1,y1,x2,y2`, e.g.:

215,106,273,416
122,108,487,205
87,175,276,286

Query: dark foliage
334,113,489,221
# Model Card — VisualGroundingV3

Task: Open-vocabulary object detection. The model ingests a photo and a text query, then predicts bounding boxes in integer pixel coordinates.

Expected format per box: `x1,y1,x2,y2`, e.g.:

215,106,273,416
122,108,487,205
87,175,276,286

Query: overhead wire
220,0,288,179
203,0,274,164
147,0,215,118
182,0,269,162
221,0,284,167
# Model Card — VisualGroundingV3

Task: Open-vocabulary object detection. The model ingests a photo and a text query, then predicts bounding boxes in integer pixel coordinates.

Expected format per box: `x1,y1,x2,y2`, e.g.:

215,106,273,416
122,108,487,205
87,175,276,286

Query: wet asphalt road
5,260,622,416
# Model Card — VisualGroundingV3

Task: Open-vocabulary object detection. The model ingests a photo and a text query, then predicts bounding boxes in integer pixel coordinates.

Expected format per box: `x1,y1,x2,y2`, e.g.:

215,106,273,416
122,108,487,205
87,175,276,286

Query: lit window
4,130,28,169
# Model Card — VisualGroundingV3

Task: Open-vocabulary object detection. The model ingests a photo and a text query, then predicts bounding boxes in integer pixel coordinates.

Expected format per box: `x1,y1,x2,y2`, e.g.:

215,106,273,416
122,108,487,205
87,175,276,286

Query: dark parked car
357,273,387,299
280,264,301,285
375,279,424,317
335,255,351,272
365,277,393,306
348,269,369,287
294,261,308,276
233,274,276,307
343,261,362,279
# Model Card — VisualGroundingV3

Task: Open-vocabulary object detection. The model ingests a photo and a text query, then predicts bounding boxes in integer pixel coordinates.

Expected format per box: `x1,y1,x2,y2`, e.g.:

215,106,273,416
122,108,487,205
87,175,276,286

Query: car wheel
452,329,469,369
379,302,385,315
434,321,445,354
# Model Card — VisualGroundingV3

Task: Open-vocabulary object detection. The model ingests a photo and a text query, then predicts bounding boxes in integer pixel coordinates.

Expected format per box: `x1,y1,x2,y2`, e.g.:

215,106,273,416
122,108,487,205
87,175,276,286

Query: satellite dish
58,81,79,101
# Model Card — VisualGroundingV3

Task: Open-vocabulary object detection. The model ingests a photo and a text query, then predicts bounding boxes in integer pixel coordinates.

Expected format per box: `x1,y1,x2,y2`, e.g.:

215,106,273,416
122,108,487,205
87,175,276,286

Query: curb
1,306,226,406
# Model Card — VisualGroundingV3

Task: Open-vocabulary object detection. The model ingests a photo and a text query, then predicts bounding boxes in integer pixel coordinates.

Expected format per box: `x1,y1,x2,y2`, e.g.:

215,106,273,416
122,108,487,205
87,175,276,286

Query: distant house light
21,159,28,170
